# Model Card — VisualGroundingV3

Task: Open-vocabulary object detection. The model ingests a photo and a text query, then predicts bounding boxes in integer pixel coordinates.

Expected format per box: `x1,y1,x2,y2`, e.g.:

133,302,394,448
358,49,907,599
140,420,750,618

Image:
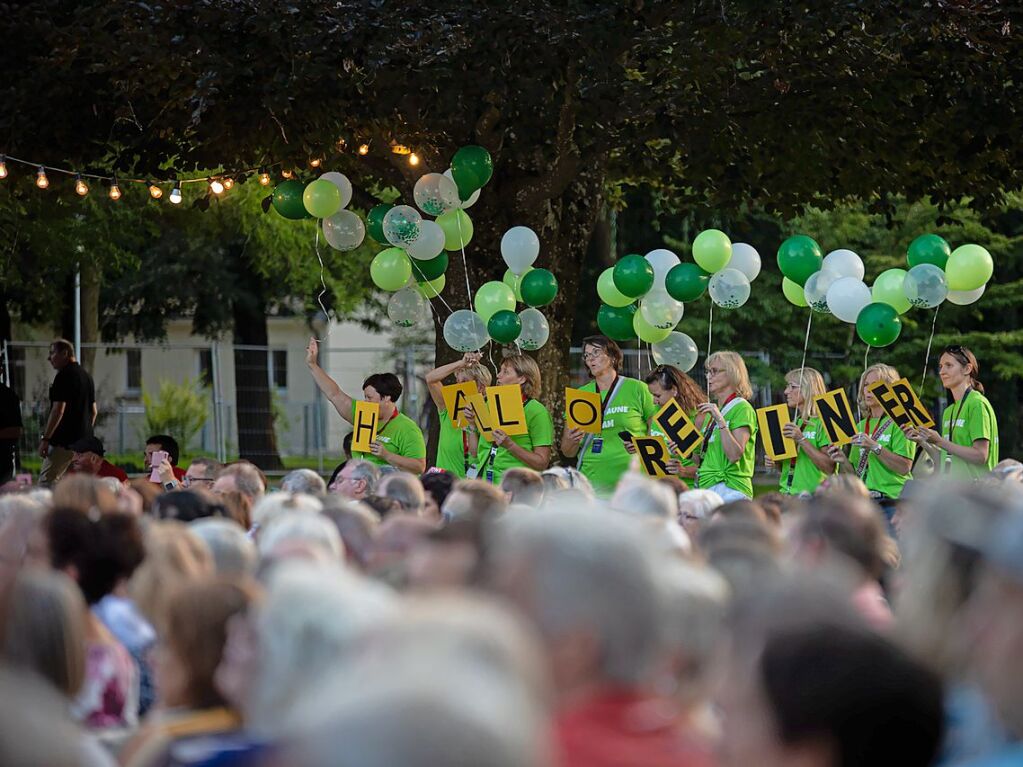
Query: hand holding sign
653,400,703,458
632,435,672,477
442,381,478,428
352,401,380,453
813,388,858,447
486,385,528,437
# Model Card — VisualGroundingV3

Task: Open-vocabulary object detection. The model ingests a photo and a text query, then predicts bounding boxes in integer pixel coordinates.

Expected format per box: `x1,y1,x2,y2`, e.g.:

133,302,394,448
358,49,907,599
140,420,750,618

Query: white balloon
822,249,865,281
442,310,489,353
803,269,840,313
903,263,948,309
644,249,681,286
727,243,762,282
387,288,428,327
517,308,550,350
639,289,684,329
413,173,460,216
318,172,353,209
708,268,751,309
382,205,422,247
406,220,446,261
322,209,366,251
444,169,480,209
825,276,872,323
501,226,540,275
946,284,986,306
651,332,699,372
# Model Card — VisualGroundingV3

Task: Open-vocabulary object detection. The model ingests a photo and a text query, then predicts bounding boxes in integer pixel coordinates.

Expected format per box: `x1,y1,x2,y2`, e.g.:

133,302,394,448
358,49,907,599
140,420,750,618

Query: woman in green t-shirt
906,345,998,481
560,335,657,497
827,363,914,516
775,367,835,496
465,354,553,484
641,364,707,483
695,351,758,502
425,352,492,478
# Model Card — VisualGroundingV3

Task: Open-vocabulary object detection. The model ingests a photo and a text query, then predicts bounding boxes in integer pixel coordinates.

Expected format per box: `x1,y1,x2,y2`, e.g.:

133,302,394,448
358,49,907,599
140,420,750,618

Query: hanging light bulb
309,158,322,168
35,166,49,189
281,169,294,179
408,152,420,166
148,181,163,199
169,180,182,204
358,144,370,156
223,177,234,190
108,177,122,200
0,155,8,179
210,178,225,195
74,174,89,196
258,168,271,186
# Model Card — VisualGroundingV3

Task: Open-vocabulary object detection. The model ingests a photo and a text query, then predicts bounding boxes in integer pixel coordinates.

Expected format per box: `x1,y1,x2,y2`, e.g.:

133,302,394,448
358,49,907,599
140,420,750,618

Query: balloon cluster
594,231,761,372
780,233,994,348
271,172,367,252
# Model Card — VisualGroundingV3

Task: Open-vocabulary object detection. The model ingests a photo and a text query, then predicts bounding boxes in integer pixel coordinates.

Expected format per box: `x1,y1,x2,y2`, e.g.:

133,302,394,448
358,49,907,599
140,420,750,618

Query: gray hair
378,472,425,515
344,460,380,494
540,467,593,497
678,489,724,521
217,462,266,501
258,512,345,562
0,494,47,527
320,498,380,571
252,491,323,530
281,469,327,497
611,473,677,520
189,518,258,576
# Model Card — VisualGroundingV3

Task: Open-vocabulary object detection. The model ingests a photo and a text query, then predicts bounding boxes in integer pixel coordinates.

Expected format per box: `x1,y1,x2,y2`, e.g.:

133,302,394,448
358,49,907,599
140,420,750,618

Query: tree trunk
80,259,100,373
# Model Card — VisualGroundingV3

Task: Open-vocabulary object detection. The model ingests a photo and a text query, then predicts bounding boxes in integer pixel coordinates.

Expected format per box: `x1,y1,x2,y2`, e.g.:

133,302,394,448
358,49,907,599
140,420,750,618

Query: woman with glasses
826,364,915,518
424,352,492,478
905,345,998,480
776,367,835,496
642,365,707,481
695,351,758,502
560,335,657,497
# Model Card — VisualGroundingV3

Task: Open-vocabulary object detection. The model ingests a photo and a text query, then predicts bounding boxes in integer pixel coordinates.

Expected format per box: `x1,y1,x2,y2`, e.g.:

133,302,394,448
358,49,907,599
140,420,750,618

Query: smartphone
617,431,633,443
149,450,169,482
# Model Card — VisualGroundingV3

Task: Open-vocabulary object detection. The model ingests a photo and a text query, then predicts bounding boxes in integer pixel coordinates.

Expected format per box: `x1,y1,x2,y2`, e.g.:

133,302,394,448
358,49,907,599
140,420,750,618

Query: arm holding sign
905,425,989,467
306,338,355,425
369,441,427,473
784,421,835,475
425,353,483,409
492,430,551,471
560,427,585,458
853,431,913,475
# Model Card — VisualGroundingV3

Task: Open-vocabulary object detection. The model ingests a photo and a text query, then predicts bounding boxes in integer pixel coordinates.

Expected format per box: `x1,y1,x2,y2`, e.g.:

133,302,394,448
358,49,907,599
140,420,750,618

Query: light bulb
210,178,225,195
358,144,370,156
281,169,294,179
0,156,7,179
309,158,321,168
408,152,420,166
169,181,182,204
223,177,234,190
35,166,49,189
75,174,89,196
109,178,122,200
148,181,163,199
258,169,270,186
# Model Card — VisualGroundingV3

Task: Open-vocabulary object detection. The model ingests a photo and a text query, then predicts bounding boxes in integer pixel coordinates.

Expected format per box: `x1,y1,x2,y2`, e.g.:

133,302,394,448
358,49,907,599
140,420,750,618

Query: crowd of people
0,336,1021,766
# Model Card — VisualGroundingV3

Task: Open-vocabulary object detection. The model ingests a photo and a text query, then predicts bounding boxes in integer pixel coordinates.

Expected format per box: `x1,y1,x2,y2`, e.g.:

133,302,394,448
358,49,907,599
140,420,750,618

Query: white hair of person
540,466,594,497
280,469,327,497
257,512,344,562
245,561,397,737
0,494,47,526
188,518,258,576
491,503,665,687
377,472,425,515
251,491,323,530
611,474,691,554
678,489,724,521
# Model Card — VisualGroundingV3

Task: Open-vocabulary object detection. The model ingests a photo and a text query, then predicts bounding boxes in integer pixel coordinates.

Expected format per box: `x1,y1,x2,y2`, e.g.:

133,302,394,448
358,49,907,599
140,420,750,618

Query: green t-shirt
350,406,426,468
475,399,554,485
436,408,469,478
778,417,831,496
848,417,915,499
696,398,757,498
939,390,998,481
575,377,658,497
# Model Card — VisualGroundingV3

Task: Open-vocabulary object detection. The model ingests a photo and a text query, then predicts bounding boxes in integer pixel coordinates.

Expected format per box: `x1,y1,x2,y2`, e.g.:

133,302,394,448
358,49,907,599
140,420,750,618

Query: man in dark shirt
68,435,128,484
39,339,97,487
0,380,23,484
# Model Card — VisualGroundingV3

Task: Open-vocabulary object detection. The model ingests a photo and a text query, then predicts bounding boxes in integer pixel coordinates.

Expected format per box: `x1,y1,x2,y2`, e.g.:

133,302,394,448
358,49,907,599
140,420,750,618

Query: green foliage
141,378,209,452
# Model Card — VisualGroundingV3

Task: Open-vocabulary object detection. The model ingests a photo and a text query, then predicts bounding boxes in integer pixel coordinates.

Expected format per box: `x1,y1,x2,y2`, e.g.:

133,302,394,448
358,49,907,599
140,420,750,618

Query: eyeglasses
705,367,724,376
582,350,606,361
183,476,215,487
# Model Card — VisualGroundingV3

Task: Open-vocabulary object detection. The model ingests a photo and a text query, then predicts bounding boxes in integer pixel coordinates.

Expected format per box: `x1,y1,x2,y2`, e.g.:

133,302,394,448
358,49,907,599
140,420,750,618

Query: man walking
38,339,96,486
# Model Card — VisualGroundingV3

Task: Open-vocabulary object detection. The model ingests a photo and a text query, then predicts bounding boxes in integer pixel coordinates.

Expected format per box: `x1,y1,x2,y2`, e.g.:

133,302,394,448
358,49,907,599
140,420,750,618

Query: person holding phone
776,367,835,496
560,335,657,497
424,353,492,477
905,345,998,480
641,365,708,480
695,351,758,502
826,364,914,518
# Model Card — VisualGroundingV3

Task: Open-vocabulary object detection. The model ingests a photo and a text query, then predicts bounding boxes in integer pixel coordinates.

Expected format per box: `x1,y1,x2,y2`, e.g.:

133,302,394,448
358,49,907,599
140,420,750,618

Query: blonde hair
857,363,900,413
785,367,827,420
500,354,542,399
706,351,752,400
457,363,493,390
129,521,214,624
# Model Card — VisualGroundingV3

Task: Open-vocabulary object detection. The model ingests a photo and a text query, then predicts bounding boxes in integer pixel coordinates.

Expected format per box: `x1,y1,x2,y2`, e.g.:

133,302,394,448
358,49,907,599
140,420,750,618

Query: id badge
591,437,603,454
465,466,479,480
486,467,494,483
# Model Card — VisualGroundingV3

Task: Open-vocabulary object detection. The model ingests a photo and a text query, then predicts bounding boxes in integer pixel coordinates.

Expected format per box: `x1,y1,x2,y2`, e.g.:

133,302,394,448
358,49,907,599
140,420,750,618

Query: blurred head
699,518,783,596
611,473,678,522
497,354,541,399
321,498,380,572
70,449,103,476
420,470,455,522
280,469,327,497
792,495,889,583
455,361,493,394
540,467,593,499
500,468,544,509
52,474,118,516
144,434,180,470
189,518,258,577
678,489,724,537
258,512,345,564
184,457,222,491
858,363,899,414
442,480,508,522
939,345,984,393
581,335,623,377
815,473,870,500
47,508,145,605
153,489,223,523
333,460,378,501
378,472,426,517
705,351,752,400
47,339,74,370
213,462,266,503
251,491,323,531
783,368,826,418
130,521,214,622
644,365,707,411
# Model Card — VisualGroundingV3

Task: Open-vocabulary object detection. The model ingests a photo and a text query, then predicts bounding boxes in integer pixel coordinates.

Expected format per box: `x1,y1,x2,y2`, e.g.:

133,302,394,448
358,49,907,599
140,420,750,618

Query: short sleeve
966,399,994,445
527,402,554,447
51,369,72,403
887,422,915,459
728,401,757,432
402,423,427,459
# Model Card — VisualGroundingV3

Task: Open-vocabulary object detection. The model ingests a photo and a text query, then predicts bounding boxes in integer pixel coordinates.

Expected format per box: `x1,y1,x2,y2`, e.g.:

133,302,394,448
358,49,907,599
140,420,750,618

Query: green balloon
271,180,309,220
856,302,902,348
692,229,732,273
945,244,993,291
487,310,522,344
450,145,493,200
503,267,532,302
871,268,912,314
302,179,341,219
597,267,634,307
416,274,446,299
781,277,809,307
907,234,951,270
367,204,394,243
633,311,672,343
412,251,448,281
437,209,474,251
666,263,710,302
520,268,558,307
612,254,655,298
777,235,823,287
474,280,516,323
597,303,638,342
370,247,412,292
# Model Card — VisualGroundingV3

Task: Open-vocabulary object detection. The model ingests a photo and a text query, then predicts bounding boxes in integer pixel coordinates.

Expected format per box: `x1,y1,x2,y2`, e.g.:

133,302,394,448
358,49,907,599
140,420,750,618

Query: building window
198,349,213,388
270,349,287,390
126,349,142,393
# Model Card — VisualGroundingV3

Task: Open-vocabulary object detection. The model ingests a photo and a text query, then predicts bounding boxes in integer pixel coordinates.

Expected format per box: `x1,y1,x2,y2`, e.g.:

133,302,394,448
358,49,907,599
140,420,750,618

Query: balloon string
455,214,473,308
706,302,714,395
920,304,941,392
313,228,333,342
863,344,870,376
797,310,813,416
408,257,456,317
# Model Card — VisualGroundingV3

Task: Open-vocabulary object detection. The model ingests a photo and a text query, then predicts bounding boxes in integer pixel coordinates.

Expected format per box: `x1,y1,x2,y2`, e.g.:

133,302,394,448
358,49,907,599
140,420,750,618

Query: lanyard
597,375,621,423
699,393,737,459
856,416,892,479
943,387,973,473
